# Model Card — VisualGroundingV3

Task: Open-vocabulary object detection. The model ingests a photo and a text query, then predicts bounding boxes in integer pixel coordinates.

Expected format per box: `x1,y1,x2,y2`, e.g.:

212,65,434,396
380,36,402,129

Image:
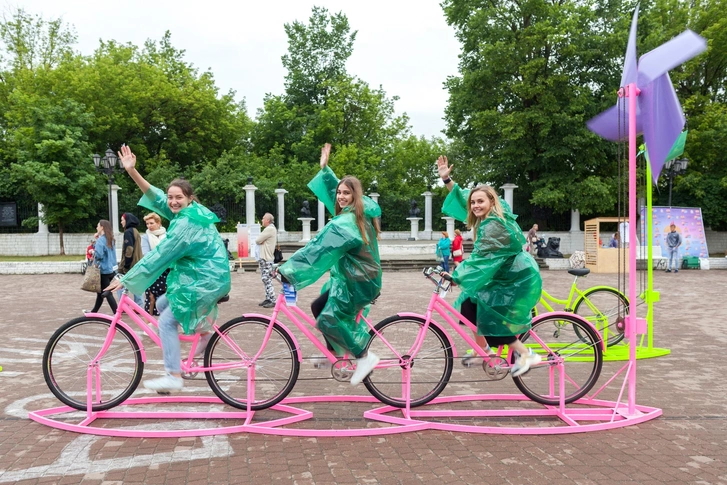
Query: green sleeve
121,219,196,295
442,183,470,223
452,218,512,289
138,185,174,222
278,218,360,290
307,166,339,215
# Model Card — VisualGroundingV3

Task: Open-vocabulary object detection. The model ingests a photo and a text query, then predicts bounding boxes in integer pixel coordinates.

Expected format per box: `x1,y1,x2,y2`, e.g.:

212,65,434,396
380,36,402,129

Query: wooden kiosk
584,217,629,273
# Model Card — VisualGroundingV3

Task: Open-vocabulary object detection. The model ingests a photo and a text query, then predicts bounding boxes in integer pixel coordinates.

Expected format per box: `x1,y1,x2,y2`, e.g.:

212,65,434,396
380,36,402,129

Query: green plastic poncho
443,184,542,337
279,166,382,357
121,185,232,335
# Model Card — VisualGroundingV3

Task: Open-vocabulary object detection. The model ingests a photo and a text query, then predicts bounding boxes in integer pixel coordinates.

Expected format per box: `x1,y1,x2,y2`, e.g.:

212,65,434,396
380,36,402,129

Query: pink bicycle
361,268,604,407
42,291,242,411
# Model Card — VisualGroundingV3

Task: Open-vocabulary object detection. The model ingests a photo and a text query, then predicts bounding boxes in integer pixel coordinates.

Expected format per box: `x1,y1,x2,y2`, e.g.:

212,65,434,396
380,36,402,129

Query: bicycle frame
244,291,382,365
86,292,247,377
538,276,629,346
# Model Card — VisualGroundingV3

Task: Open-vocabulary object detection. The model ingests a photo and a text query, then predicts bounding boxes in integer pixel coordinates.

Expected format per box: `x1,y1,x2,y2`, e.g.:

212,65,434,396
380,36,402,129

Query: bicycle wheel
205,316,299,410
573,288,629,346
363,315,453,408
513,314,603,405
43,317,143,411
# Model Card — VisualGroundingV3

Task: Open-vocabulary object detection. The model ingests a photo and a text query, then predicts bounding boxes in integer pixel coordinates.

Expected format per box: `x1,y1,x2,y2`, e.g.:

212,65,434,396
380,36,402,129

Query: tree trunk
58,223,65,256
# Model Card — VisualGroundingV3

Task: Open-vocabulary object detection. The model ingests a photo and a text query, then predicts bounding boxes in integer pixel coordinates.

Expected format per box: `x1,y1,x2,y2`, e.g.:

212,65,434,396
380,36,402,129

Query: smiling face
469,190,492,219
336,184,354,208
167,186,193,214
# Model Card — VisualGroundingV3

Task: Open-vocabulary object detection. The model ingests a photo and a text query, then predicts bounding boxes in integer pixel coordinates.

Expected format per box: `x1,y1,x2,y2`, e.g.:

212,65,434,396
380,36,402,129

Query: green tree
441,0,632,225
9,95,102,253
281,6,356,106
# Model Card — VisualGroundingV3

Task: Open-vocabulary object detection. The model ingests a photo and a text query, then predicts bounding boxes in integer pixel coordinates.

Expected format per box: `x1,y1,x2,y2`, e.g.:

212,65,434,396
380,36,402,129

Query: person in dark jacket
118,212,144,305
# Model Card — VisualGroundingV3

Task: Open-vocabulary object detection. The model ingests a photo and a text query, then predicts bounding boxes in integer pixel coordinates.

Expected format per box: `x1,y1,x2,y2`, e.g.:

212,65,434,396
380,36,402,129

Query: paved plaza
1,268,726,484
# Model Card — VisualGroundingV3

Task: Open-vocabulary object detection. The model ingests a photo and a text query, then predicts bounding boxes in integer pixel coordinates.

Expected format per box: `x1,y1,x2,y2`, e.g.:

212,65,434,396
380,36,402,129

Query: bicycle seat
567,268,590,277
217,294,230,304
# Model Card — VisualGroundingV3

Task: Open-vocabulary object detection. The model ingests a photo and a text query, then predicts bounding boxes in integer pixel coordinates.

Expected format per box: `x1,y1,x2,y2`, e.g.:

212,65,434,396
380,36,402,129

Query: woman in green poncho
436,155,543,377
106,145,231,393
277,143,382,386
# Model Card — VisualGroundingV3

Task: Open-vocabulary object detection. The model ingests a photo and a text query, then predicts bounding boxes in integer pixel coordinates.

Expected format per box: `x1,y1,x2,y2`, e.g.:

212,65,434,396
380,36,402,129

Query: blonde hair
455,229,461,236
442,231,449,239
466,185,504,233
335,176,380,245
144,212,162,225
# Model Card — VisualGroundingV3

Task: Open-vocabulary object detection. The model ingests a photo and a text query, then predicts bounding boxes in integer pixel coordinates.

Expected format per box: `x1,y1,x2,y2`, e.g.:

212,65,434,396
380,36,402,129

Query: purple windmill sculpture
587,5,707,182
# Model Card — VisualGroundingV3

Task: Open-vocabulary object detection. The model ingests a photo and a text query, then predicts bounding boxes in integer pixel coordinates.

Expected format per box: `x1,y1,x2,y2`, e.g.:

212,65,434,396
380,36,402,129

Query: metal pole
667,174,673,207
108,174,113,223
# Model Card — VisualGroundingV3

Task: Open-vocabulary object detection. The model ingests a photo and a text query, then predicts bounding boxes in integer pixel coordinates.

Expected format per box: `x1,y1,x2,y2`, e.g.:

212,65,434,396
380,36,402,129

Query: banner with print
640,206,709,258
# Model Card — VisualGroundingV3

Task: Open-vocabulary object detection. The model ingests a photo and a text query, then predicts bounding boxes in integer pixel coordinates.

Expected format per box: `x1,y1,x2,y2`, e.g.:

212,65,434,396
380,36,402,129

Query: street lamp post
664,158,688,207
93,148,125,228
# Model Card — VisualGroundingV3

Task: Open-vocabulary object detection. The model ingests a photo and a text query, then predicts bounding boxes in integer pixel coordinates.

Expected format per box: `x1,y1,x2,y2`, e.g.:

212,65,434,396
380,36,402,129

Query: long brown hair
98,220,114,249
466,185,504,234
334,176,380,245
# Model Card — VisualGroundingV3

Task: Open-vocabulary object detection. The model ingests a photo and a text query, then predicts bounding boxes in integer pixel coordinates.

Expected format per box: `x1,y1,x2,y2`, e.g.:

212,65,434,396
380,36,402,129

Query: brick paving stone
2,271,727,483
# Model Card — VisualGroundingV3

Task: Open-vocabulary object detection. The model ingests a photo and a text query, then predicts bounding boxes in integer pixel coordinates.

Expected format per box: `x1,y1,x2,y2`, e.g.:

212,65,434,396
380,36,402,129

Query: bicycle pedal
461,357,482,368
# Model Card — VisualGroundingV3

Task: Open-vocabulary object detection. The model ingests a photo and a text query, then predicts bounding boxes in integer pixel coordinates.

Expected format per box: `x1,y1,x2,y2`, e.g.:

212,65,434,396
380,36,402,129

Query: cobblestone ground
1,268,726,484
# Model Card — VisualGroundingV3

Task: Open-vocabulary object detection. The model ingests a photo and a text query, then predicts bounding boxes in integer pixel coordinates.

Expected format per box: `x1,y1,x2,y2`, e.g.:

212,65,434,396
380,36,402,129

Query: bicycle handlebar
423,267,453,292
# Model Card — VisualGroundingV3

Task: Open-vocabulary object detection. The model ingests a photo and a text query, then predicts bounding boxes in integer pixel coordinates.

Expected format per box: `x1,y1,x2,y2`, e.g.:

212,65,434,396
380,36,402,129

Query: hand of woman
117,144,137,171
104,276,124,293
320,143,332,169
437,155,452,180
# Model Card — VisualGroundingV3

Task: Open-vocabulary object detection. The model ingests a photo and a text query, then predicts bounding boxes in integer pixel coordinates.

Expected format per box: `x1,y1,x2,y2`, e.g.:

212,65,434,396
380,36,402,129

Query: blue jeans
117,289,143,306
441,256,450,273
156,294,182,374
668,247,679,271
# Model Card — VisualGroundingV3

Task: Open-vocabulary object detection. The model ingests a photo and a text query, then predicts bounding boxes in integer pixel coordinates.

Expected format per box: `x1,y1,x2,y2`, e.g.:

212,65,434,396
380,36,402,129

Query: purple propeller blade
620,5,640,88
587,6,707,183
640,73,686,181
637,30,707,86
586,104,643,142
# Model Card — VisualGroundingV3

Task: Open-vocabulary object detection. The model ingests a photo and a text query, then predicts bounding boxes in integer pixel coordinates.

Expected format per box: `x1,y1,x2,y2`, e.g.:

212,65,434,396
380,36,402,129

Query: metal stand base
29,394,661,438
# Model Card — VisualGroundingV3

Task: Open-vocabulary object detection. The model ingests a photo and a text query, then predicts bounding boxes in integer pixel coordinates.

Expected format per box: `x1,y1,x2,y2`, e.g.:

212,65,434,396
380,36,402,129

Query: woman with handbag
452,229,464,268
84,220,118,314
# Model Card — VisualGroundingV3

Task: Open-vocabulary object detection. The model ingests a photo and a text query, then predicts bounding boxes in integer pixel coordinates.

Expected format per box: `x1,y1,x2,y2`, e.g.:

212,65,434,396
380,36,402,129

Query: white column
37,203,48,233
406,217,421,240
298,218,315,242
422,189,433,239
500,183,518,211
244,179,257,226
111,184,121,234
317,200,326,232
275,187,288,233
442,217,455,239
570,209,581,232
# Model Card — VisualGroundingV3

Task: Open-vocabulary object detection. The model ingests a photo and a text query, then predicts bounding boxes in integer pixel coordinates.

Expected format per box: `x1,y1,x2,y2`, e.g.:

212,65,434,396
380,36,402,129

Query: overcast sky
12,0,462,139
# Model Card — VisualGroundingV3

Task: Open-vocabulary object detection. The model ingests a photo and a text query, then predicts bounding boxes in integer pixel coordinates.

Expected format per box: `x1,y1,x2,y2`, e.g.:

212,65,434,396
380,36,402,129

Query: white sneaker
350,352,380,386
143,373,184,392
511,349,542,377
194,333,212,358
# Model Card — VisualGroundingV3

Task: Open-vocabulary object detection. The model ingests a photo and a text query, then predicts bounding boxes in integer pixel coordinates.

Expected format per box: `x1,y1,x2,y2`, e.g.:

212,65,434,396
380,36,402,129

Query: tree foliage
442,0,632,222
